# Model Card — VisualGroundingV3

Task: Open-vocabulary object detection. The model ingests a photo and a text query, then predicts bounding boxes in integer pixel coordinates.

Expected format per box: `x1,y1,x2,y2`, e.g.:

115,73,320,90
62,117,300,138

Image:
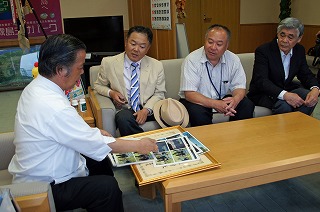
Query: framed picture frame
127,126,221,186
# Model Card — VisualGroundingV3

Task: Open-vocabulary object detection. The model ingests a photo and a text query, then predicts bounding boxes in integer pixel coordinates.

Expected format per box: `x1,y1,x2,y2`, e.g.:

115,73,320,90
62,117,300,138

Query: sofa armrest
88,86,117,137
0,182,56,212
88,86,102,129
306,55,320,75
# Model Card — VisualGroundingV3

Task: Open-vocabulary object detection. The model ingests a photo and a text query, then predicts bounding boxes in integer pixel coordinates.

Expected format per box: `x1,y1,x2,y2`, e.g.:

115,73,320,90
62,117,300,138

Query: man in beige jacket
94,26,166,136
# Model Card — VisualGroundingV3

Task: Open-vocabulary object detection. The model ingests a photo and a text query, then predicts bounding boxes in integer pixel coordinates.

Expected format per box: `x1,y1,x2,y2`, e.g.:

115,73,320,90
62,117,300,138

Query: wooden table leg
138,184,156,199
164,193,181,212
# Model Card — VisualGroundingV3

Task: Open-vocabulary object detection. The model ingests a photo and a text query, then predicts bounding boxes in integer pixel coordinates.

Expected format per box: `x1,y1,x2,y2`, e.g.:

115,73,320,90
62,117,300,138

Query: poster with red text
0,0,63,40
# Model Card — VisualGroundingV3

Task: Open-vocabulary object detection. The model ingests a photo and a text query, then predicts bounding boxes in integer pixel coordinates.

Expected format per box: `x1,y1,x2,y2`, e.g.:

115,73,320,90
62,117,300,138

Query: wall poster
150,0,171,30
0,0,63,39
0,0,63,91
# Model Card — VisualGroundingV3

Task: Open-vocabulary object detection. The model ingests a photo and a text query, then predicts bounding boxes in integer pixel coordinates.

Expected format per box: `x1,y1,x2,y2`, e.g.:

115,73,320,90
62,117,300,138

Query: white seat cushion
0,169,13,186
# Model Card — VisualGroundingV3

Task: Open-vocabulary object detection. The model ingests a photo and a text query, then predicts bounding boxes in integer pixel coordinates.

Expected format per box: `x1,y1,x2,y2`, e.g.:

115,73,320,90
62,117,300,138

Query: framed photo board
127,126,221,186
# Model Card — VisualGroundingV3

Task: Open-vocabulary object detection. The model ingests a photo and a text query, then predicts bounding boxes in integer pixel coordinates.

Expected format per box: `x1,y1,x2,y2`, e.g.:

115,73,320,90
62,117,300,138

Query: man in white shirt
179,24,254,127
9,34,158,212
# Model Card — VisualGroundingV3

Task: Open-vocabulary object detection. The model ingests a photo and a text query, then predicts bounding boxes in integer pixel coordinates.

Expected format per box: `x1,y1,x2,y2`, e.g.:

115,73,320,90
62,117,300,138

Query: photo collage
108,131,210,167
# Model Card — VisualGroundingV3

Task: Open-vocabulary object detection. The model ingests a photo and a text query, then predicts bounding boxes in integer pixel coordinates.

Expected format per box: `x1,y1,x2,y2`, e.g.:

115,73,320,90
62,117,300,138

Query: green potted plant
279,0,291,21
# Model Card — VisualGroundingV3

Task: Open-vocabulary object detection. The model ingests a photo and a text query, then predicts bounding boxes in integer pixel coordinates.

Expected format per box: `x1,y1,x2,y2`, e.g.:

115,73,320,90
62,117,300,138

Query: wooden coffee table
138,112,320,212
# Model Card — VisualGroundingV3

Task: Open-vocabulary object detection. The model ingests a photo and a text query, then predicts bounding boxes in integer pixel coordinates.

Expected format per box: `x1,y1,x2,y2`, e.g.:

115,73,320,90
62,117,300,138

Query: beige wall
291,0,320,25
59,0,129,29
59,0,320,29
240,0,320,25
240,0,279,24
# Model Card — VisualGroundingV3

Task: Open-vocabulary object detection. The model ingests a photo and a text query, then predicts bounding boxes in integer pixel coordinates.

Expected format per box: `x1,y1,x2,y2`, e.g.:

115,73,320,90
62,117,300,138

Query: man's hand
136,137,158,154
223,96,241,116
100,129,112,137
212,96,241,117
109,137,158,154
134,108,149,125
109,90,127,108
220,90,244,116
283,92,305,108
212,99,234,115
305,88,319,107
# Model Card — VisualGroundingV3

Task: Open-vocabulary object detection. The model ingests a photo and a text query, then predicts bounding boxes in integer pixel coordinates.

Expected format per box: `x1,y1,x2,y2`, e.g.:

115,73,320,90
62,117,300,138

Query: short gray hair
277,17,304,37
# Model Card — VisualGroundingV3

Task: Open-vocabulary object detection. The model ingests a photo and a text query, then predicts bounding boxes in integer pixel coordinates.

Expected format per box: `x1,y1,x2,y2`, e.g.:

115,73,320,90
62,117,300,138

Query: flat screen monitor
63,16,125,55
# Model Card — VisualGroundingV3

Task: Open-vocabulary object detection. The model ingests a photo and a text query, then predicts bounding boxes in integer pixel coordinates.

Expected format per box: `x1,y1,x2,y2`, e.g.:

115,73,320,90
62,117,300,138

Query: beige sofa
307,55,320,75
88,53,319,137
0,132,56,211
88,53,274,137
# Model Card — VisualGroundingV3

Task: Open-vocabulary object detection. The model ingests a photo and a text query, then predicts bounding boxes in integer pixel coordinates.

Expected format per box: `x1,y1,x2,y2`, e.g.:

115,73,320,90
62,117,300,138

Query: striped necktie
130,62,140,112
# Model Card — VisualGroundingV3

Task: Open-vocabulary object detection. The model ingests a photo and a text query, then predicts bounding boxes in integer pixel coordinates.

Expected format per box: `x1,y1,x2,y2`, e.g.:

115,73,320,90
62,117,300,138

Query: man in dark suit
316,31,320,84
247,17,319,115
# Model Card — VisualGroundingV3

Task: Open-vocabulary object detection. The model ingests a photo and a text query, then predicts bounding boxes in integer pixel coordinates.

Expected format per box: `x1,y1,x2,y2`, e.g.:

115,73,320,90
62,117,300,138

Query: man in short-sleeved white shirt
179,24,254,127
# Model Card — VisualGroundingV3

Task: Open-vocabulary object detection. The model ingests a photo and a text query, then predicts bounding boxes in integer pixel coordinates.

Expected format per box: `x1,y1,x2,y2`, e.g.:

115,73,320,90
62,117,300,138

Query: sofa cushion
237,53,255,92
0,169,12,186
306,55,320,75
212,114,229,124
161,58,184,99
0,132,15,170
90,65,100,88
254,106,272,117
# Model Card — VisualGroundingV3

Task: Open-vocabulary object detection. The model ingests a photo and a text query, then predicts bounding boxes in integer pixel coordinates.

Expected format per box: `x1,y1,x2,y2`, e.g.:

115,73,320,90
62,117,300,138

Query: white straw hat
153,98,189,128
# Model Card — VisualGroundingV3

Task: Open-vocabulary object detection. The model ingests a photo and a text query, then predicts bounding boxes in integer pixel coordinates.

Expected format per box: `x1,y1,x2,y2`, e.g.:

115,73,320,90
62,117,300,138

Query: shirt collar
280,48,293,58
200,47,226,66
124,53,141,69
277,39,293,57
37,74,65,96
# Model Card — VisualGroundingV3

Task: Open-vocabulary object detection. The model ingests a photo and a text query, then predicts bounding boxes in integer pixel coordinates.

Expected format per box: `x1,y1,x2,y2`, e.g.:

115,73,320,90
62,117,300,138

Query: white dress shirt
179,46,246,99
9,75,115,184
278,48,293,100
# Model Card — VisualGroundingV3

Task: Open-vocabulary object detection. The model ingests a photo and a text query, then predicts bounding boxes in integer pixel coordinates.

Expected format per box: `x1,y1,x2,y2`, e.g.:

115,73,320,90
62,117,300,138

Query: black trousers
115,108,156,136
51,156,124,212
271,88,316,115
180,97,254,127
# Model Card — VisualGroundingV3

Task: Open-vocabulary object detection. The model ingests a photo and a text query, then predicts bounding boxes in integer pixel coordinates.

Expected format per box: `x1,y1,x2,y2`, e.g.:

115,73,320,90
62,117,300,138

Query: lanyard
205,61,222,99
